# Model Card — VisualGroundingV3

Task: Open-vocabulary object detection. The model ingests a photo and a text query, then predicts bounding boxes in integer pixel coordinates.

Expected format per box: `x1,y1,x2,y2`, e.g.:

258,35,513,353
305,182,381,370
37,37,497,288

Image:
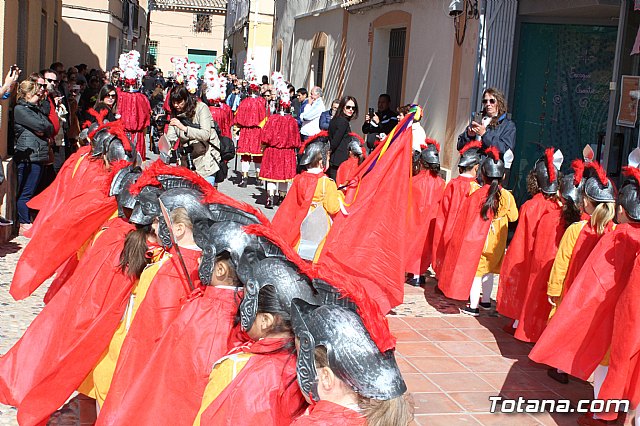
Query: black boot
265,195,274,209
276,192,284,206
238,176,248,188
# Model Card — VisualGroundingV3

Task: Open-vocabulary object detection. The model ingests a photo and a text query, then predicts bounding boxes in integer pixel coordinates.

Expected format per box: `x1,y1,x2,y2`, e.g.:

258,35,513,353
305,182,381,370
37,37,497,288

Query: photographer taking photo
362,93,398,153
166,85,221,186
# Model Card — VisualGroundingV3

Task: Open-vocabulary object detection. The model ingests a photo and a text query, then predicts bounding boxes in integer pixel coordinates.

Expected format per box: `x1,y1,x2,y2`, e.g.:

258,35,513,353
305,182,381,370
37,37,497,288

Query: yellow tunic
78,252,171,406
547,221,586,298
193,353,253,426
294,174,345,263
476,188,518,276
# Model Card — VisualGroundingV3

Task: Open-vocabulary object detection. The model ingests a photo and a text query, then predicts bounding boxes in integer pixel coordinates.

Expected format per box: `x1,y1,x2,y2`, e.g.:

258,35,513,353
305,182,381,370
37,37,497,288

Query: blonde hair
314,347,414,426
590,200,615,235
170,207,193,230
17,80,38,101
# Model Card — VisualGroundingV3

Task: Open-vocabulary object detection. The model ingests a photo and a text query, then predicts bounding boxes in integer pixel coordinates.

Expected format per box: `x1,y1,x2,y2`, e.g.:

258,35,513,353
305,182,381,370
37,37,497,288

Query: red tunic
96,286,239,426
512,206,564,343
272,172,322,248
259,114,301,182
0,217,135,425
529,223,640,380
497,193,558,320
406,170,445,275
10,159,117,300
98,247,201,416
291,401,366,425
198,338,307,426
117,90,151,160
438,185,493,300
431,175,475,277
598,255,640,420
209,103,234,138
235,97,268,157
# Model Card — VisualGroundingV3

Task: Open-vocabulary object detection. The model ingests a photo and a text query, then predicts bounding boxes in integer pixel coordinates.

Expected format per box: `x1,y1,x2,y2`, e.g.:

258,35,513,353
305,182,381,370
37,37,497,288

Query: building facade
225,0,274,79
148,0,226,76
60,0,149,70
0,0,63,241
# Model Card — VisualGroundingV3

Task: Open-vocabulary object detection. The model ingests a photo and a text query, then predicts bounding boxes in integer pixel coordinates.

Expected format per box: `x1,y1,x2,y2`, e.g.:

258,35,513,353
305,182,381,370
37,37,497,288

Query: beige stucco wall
150,10,225,75
60,16,109,69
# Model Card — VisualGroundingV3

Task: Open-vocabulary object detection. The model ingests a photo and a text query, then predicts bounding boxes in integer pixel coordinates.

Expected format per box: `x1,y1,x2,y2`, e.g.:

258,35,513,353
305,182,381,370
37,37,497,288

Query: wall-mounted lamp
449,0,479,46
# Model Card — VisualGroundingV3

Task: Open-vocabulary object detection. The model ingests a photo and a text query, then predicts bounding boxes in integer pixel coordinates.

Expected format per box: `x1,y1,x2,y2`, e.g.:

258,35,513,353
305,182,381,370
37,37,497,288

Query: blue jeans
16,162,43,224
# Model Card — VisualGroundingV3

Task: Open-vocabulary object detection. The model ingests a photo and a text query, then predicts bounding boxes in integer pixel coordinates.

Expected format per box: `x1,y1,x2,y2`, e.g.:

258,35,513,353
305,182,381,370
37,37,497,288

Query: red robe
405,170,445,275
259,114,301,181
209,103,234,138
497,193,558,319
598,255,640,420
117,90,151,160
0,217,135,426
438,185,493,300
271,172,322,248
198,338,307,426
512,206,564,342
291,401,366,425
236,96,267,156
98,247,201,414
529,223,640,380
10,159,118,300
335,157,360,189
96,286,239,426
431,174,475,277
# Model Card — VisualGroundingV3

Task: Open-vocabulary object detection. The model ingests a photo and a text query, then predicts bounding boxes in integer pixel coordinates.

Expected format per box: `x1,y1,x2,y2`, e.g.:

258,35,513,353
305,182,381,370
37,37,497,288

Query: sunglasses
46,78,57,83
345,105,356,111
482,98,497,105
106,93,117,98
37,83,47,88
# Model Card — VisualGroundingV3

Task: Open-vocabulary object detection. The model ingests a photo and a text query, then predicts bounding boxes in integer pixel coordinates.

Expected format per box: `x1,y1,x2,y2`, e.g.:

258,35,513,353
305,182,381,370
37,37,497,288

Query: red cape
10,160,118,300
259,114,301,181
529,223,640,380
318,116,414,314
562,220,615,298
513,206,564,342
438,185,493,300
209,103,234,138
234,96,267,127
96,286,240,426
598,255,640,420
99,246,201,414
291,401,366,426
271,172,321,248
118,91,151,160
0,218,135,426
199,338,307,426
405,171,445,275
431,175,475,277
262,114,301,149
336,157,360,189
497,193,558,319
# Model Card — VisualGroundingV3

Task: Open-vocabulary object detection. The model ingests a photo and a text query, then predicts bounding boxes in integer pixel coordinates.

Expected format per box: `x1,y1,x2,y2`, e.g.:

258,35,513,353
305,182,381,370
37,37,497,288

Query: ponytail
119,226,153,278
480,179,501,221
358,394,414,426
590,201,615,235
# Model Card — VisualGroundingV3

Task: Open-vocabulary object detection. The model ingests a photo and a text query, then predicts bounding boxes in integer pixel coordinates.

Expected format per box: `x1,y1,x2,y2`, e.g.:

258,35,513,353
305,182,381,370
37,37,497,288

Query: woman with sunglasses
93,84,119,122
327,96,358,180
457,88,516,157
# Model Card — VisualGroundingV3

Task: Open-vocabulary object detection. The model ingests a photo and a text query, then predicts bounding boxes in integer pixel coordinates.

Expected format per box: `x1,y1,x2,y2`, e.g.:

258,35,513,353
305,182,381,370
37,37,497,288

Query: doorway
386,28,406,111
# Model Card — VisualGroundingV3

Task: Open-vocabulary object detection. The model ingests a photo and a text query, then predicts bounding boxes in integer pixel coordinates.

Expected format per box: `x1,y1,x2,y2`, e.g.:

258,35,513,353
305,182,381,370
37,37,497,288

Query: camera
448,0,463,16
176,145,196,171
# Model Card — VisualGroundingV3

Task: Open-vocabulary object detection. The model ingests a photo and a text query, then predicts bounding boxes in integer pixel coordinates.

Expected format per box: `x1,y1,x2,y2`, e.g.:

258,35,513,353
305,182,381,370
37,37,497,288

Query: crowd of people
0,49,639,426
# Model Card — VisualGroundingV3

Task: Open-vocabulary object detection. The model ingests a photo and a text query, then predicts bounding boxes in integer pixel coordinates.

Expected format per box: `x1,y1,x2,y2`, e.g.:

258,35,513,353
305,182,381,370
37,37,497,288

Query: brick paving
0,171,634,425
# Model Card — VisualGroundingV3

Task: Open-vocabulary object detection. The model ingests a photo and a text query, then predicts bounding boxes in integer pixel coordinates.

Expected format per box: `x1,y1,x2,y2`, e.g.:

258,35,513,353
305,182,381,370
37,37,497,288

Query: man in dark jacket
319,99,339,131
362,94,398,153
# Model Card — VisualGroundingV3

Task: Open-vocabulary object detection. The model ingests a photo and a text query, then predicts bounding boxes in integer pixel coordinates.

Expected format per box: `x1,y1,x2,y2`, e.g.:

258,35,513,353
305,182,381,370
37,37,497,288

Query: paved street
0,171,634,425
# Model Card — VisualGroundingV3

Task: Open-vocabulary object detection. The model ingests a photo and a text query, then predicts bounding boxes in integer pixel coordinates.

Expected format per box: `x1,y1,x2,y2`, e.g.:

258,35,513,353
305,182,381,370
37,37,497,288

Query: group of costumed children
424,134,640,425
0,106,413,425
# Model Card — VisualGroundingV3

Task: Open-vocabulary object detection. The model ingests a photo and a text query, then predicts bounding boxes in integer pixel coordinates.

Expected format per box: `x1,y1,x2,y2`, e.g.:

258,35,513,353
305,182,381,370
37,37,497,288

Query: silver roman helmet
291,299,407,402
458,140,483,168
299,131,330,167
618,148,640,221
420,139,440,166
109,166,142,218
583,162,616,203
481,147,504,179
155,188,211,248
534,147,563,195
559,159,586,207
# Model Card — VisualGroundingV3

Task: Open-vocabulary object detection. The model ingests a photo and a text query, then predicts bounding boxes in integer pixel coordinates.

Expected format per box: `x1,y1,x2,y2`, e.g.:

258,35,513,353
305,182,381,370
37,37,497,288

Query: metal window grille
194,14,212,33
149,40,158,61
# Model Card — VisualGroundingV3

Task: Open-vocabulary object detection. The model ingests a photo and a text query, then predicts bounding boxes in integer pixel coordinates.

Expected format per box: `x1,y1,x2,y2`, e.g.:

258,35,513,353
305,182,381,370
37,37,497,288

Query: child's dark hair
458,164,476,175
119,225,153,278
424,162,440,176
562,199,581,229
480,177,502,221
215,251,241,286
526,169,540,197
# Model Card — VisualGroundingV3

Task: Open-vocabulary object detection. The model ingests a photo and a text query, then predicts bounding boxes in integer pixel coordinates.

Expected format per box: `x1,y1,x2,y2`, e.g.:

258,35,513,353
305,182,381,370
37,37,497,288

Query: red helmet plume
545,147,556,183
586,161,609,186
459,140,482,155
571,159,586,186
622,165,640,186
298,130,329,154
485,146,500,161
425,138,440,152
129,160,211,195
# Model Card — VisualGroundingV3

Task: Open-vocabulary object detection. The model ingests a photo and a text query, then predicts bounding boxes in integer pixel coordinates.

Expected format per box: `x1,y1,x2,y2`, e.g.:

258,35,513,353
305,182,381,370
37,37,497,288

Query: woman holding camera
457,88,516,156
166,85,221,186
13,79,54,231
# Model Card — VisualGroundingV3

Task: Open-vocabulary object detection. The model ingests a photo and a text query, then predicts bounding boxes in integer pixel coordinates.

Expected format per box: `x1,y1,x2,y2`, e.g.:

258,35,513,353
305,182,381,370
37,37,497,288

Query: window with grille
149,40,158,62
194,14,212,33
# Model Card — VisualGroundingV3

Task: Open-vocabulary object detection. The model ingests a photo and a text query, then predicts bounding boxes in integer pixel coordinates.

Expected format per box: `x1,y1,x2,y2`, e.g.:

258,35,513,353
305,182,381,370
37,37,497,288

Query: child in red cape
405,139,445,285
438,148,518,315
192,227,313,425
497,147,563,332
271,131,344,262
335,133,365,191
95,218,254,426
529,162,640,425
432,140,482,278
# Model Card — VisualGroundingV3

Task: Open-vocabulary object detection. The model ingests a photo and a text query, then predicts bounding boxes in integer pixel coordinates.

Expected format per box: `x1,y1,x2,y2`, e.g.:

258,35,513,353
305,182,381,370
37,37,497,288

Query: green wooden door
187,49,217,77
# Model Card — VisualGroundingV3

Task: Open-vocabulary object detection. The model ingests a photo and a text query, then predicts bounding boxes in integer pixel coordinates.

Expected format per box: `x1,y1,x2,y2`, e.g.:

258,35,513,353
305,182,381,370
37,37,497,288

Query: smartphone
368,107,374,117
473,111,483,124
